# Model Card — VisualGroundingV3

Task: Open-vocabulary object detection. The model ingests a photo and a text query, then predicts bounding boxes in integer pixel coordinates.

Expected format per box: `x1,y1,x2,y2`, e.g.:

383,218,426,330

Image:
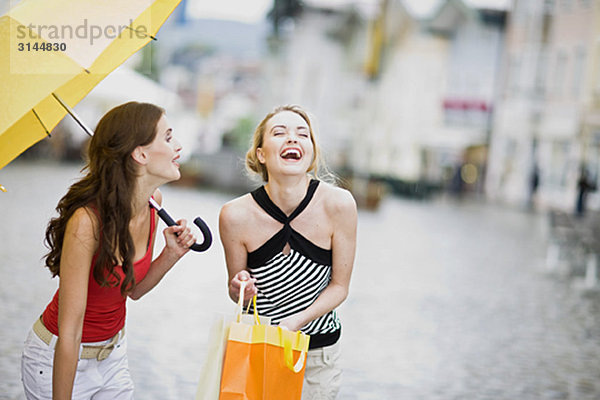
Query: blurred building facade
259,0,506,201
255,0,445,204
356,0,447,186
258,1,371,173
427,0,506,194
486,0,600,211
32,0,600,211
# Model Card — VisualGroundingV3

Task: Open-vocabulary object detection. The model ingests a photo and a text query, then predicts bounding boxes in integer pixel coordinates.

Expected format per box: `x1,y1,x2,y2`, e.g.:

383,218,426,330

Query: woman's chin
282,166,310,176
161,170,181,185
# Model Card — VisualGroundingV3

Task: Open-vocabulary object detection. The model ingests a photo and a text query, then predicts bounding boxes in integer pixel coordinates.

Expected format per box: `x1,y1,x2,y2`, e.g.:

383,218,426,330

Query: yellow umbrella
0,0,181,170
0,0,213,251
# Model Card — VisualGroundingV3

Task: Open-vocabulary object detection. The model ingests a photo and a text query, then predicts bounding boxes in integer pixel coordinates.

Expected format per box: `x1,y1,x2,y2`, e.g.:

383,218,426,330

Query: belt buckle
95,330,120,361
96,346,113,361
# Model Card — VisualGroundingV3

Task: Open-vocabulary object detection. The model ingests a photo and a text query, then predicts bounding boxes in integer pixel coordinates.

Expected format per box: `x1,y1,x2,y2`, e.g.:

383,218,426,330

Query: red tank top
42,207,156,342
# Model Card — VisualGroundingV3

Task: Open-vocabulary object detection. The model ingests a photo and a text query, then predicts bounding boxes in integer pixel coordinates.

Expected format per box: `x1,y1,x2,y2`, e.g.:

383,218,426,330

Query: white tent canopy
85,65,182,109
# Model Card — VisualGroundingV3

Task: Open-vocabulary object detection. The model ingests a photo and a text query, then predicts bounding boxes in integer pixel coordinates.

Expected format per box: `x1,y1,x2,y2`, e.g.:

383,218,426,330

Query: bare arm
279,188,357,331
129,189,196,300
53,208,98,400
219,200,257,304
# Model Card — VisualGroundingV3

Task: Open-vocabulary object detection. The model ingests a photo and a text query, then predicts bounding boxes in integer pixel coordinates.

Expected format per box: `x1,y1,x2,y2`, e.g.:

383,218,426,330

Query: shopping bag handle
280,328,307,373
238,281,306,372
237,280,260,325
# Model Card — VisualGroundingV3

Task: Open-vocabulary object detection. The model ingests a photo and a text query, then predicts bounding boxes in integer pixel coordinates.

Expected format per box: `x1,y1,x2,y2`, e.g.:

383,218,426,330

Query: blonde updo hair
246,105,334,182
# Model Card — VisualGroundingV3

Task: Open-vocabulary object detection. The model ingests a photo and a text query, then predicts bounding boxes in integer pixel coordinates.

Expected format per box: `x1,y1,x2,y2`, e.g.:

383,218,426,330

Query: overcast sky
186,0,511,23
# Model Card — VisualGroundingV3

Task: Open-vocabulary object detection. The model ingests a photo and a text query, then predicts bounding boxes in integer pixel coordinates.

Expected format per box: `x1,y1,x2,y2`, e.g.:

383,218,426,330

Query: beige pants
302,342,342,400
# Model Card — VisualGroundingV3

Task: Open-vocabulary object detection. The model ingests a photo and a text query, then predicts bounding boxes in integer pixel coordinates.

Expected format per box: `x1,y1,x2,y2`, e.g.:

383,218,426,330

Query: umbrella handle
148,199,212,252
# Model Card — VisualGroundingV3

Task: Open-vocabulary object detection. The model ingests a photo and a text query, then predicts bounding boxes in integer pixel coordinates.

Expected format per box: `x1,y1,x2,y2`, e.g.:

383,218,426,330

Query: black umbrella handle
148,199,212,252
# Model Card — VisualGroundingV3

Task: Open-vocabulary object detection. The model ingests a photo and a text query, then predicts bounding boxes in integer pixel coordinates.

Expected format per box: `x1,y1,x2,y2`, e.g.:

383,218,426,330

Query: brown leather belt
33,317,125,361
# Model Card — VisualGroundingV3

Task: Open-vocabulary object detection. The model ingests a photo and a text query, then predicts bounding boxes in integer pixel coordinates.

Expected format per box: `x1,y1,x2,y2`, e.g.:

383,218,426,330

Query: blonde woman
219,105,357,399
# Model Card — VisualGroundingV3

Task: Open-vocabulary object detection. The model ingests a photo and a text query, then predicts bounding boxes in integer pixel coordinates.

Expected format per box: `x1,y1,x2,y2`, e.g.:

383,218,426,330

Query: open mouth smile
280,148,302,160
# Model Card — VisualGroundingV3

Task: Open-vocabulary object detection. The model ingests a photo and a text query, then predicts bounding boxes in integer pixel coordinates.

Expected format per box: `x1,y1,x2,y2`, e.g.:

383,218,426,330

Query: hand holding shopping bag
219,282,310,400
195,282,268,400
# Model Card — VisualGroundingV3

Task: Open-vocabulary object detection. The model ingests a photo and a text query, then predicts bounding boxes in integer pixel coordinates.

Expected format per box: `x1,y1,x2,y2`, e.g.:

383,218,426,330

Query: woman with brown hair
219,105,357,399
21,101,196,399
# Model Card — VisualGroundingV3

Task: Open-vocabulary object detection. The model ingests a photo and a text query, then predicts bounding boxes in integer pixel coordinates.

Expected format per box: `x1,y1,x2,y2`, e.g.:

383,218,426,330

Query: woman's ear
131,146,148,165
256,147,266,164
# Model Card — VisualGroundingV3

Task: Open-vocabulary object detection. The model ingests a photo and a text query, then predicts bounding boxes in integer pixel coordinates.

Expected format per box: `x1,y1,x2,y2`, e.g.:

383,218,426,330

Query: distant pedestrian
21,102,196,399
576,166,596,217
219,105,357,399
528,163,540,210
450,162,465,196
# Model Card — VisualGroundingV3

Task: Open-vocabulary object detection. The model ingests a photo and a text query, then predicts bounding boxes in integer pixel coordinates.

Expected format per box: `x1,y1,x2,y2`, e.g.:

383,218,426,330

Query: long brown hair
44,102,164,295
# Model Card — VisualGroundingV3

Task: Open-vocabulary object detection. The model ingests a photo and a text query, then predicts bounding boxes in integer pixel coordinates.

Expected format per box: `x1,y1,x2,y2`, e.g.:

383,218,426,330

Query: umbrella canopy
0,0,181,170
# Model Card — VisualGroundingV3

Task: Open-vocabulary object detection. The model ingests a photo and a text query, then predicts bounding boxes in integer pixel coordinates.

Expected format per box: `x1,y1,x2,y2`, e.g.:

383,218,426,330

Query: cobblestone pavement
1,161,599,399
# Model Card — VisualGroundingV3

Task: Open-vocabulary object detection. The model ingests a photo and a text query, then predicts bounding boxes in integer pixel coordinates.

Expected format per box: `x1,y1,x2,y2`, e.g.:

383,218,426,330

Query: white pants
302,341,342,400
21,328,134,400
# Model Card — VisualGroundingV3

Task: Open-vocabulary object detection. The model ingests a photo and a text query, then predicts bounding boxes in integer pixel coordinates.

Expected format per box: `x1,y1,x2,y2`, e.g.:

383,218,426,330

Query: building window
536,49,549,95
508,54,521,96
543,0,555,14
553,50,568,97
572,46,586,98
550,141,570,188
586,135,600,191
596,42,600,94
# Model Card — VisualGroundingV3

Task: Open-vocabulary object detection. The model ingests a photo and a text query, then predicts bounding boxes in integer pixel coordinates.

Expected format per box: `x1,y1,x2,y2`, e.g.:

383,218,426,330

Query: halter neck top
246,179,341,349
247,179,332,268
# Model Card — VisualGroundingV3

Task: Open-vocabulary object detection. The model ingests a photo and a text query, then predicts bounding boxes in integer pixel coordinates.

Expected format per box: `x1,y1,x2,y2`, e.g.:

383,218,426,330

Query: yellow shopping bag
219,283,310,400
195,313,232,400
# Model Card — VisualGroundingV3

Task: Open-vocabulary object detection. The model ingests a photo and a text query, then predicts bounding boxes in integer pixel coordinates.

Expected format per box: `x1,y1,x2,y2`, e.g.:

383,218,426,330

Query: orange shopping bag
219,283,310,400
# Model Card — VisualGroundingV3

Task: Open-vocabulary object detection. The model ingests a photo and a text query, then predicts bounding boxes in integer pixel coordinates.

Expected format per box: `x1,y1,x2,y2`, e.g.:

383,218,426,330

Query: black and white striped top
247,179,341,349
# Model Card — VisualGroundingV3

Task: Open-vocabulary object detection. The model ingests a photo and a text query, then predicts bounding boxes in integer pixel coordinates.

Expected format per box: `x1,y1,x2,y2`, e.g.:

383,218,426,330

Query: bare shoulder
319,182,357,216
219,193,255,228
67,206,100,242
